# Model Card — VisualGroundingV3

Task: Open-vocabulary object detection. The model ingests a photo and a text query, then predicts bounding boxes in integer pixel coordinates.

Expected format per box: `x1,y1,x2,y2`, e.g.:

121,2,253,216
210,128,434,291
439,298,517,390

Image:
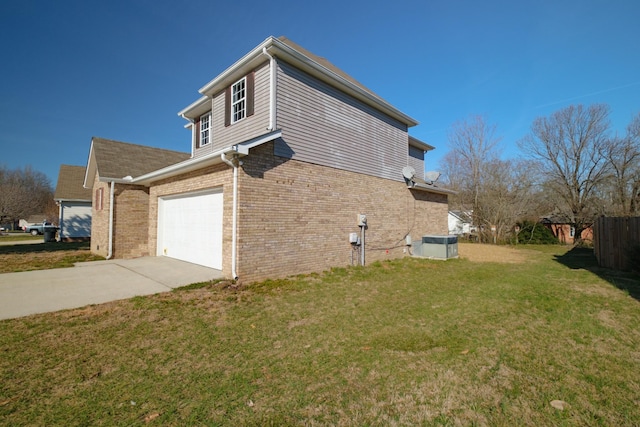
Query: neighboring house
54,165,93,240
448,210,473,235
84,36,452,283
540,213,593,244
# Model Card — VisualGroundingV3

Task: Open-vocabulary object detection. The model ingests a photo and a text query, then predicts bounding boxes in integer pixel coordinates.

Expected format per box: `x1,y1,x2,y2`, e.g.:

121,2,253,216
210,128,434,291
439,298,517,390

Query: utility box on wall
412,235,458,260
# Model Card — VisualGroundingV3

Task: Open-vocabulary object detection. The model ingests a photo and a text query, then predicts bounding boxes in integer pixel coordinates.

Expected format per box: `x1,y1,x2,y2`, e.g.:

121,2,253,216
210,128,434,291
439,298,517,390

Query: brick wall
98,142,448,284
89,175,150,259
112,184,150,258
90,175,110,257
236,142,448,283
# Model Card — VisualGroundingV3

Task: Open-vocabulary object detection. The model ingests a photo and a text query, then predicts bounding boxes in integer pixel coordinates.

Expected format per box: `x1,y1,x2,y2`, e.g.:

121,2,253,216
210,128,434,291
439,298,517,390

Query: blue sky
1,0,639,186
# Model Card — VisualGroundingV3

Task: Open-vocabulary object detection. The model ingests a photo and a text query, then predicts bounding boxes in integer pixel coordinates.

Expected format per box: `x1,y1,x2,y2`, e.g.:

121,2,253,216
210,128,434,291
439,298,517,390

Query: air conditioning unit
412,235,458,260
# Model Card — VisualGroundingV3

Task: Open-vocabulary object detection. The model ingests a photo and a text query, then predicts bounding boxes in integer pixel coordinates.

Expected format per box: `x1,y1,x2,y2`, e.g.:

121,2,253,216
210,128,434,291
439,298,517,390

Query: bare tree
444,115,501,240
474,158,540,242
439,149,466,207
600,120,640,216
519,104,611,244
0,166,53,226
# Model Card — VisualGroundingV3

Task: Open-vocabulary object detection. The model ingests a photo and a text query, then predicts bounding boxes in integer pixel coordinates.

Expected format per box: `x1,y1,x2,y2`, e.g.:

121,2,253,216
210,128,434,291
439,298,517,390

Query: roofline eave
407,182,457,195
131,129,283,186
187,36,418,127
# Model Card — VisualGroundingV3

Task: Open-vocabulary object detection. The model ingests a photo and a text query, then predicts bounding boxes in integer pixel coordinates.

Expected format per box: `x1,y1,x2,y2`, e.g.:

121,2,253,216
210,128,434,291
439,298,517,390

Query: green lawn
0,241,103,273
0,233,42,242
1,245,639,426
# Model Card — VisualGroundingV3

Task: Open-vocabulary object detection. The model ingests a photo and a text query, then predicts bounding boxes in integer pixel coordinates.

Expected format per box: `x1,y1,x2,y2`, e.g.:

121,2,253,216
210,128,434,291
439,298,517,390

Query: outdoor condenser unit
412,235,458,260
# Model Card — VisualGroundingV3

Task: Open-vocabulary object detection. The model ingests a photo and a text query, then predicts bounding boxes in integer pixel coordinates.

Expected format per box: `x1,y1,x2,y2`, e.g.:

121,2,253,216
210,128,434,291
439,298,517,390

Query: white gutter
407,181,458,195
107,181,115,259
131,130,282,186
262,47,276,131
220,153,240,281
57,201,63,240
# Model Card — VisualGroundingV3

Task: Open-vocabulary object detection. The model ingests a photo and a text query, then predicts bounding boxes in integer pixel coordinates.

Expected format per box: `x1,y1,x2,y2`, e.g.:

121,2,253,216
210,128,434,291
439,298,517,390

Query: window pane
231,77,246,123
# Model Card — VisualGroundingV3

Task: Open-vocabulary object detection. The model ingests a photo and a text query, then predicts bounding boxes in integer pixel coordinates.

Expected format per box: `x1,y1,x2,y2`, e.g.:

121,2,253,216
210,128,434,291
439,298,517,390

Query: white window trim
200,113,211,146
231,77,246,124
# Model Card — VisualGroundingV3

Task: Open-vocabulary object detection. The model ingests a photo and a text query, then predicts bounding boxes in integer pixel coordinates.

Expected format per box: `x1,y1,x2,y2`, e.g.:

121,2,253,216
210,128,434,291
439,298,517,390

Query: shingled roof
276,36,379,99
90,137,190,180
54,165,92,201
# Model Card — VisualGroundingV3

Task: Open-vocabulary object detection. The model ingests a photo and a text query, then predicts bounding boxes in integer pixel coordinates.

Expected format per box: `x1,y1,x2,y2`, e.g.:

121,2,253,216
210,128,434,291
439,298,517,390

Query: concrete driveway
0,257,224,320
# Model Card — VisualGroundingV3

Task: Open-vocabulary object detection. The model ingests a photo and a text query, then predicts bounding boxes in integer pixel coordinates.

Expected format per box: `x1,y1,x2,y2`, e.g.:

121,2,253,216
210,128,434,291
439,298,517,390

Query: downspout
221,152,239,280
107,180,115,260
57,201,62,240
262,47,276,131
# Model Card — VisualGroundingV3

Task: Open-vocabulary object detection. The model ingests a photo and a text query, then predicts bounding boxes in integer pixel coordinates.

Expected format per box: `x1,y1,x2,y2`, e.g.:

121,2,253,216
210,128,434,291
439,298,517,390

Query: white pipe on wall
262,47,277,131
107,181,115,260
221,152,239,280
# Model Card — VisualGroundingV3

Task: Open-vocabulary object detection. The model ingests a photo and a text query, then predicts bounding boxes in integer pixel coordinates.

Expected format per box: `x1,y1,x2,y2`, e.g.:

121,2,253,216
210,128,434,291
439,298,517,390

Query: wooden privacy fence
593,216,640,270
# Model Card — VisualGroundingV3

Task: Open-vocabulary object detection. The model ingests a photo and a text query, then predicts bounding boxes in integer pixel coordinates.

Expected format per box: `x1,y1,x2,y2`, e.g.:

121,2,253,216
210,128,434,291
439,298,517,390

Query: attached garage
157,189,223,270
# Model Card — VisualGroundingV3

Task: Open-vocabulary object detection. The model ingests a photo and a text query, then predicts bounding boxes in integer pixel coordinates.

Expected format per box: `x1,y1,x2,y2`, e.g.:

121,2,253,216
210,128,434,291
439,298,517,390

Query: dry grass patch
458,242,536,263
0,242,103,273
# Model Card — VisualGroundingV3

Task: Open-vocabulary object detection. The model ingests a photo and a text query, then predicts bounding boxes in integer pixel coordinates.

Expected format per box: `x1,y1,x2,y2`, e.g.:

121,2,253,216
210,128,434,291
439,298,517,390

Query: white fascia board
268,38,419,127
408,182,457,195
195,36,418,127
409,136,435,151
131,129,282,186
83,140,97,189
177,96,210,120
198,37,274,96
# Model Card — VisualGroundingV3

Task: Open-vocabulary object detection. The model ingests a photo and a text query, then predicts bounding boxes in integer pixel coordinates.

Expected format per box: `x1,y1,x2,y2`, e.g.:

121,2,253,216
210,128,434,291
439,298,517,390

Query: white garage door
157,189,223,270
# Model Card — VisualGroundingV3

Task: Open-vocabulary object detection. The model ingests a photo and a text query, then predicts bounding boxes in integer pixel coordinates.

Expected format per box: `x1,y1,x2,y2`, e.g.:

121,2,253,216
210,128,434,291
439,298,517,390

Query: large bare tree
519,104,611,244
0,166,53,226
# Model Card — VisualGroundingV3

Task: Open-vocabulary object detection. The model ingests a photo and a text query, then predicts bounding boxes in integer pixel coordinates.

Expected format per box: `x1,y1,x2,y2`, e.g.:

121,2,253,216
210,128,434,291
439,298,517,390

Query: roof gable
182,36,417,127
54,165,92,201
85,137,190,186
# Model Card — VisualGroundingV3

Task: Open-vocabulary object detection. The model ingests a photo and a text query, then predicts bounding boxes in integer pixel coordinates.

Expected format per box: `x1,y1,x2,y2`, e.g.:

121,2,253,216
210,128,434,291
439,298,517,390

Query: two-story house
84,36,451,283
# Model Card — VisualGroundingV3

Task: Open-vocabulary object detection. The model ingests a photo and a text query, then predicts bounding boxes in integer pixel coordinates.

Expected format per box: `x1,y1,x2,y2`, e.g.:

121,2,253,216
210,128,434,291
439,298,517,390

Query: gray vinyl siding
193,61,271,158
275,61,409,182
408,145,424,178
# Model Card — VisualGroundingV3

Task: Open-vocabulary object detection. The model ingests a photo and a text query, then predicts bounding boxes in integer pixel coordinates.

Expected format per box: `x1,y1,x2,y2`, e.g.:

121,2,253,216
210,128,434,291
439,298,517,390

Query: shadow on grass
554,247,640,301
0,241,91,255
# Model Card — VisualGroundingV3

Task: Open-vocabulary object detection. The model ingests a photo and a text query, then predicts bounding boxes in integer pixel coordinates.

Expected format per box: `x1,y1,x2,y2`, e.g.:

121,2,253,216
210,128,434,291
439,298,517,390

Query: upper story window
200,113,211,146
231,77,246,123
225,72,254,127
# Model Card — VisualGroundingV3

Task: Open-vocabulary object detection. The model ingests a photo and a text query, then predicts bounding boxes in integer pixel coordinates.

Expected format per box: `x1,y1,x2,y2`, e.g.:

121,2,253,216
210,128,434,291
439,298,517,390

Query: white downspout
57,201,62,241
221,152,239,280
107,181,115,260
262,47,276,131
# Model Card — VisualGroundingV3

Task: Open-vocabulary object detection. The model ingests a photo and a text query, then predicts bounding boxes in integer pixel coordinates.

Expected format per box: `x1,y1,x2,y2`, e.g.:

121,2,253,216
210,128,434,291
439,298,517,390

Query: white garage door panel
158,191,223,270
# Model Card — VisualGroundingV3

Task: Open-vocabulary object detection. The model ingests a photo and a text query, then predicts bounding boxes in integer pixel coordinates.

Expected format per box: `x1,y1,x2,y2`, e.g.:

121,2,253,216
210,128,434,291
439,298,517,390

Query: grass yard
1,244,640,426
0,234,42,243
0,241,104,273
